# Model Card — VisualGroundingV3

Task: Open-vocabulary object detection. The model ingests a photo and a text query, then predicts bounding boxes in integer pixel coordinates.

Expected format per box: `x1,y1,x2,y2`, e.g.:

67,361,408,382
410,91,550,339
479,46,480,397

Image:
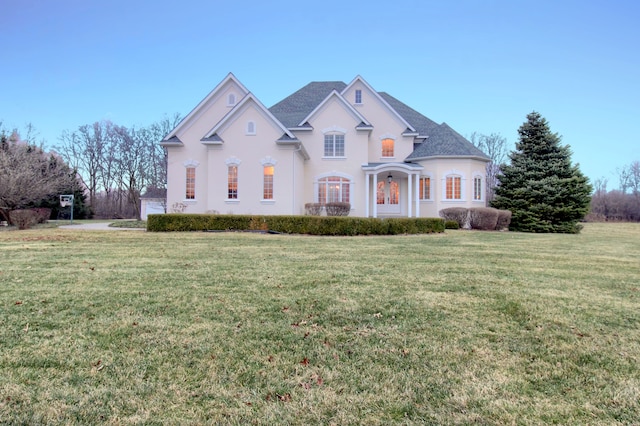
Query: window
446,176,462,200
381,138,394,157
227,93,236,106
263,165,274,200
473,176,483,200
228,165,238,199
419,176,431,200
318,176,350,204
324,134,345,157
355,89,362,104
185,167,195,200
246,121,256,135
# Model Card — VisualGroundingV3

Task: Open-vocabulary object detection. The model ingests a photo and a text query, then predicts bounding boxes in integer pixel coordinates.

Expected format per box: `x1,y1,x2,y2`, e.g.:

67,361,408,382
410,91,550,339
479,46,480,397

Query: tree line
589,161,640,221
56,114,180,219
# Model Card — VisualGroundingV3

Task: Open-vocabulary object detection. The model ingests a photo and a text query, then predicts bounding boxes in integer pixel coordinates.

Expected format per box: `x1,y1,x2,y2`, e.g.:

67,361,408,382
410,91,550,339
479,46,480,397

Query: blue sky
3,0,638,189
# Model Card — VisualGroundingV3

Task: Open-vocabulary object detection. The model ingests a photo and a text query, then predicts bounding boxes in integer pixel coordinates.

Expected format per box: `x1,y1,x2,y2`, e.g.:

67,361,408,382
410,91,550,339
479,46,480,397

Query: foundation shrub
495,209,512,231
445,220,460,229
147,214,444,235
439,207,469,228
304,203,322,216
325,202,351,216
469,207,500,230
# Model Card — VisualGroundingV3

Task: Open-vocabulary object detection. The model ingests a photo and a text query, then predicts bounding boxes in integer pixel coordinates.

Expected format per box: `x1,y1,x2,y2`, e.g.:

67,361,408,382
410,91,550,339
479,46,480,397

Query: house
160,73,489,218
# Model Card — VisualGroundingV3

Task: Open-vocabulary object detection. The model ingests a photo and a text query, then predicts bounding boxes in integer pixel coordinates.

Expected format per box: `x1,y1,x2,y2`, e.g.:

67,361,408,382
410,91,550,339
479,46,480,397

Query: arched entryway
362,163,423,218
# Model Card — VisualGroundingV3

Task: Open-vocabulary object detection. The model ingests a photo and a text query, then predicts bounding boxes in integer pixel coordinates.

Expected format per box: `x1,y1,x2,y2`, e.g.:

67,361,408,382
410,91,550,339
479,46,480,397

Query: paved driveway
58,222,145,231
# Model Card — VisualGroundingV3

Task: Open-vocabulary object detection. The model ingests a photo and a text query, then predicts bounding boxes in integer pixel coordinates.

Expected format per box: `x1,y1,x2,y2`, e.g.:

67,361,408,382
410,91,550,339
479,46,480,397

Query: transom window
355,89,362,104
473,176,483,200
185,167,195,200
324,134,345,157
228,165,238,199
419,176,431,200
381,138,394,157
446,176,462,200
318,176,350,204
263,165,274,200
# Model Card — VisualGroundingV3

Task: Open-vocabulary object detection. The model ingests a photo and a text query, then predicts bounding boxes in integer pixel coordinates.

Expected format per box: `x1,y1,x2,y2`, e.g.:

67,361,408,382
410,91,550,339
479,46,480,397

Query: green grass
1,223,639,424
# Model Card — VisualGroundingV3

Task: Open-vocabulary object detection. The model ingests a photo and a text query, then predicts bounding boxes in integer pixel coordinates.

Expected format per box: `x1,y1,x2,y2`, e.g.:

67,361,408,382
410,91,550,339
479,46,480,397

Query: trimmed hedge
444,220,460,230
469,207,500,231
147,214,445,235
439,207,469,228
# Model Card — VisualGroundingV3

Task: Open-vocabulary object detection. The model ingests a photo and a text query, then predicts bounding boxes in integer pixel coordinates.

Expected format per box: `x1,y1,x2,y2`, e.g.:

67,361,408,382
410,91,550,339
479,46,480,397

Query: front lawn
1,223,638,424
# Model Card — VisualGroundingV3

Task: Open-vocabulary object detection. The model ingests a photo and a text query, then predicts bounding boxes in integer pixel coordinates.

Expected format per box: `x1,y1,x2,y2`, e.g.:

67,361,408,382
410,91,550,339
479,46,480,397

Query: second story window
324,134,345,157
355,89,362,104
381,138,394,157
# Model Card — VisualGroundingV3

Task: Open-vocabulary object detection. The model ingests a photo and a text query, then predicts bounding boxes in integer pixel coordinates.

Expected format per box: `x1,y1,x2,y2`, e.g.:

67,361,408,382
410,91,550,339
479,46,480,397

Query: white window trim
313,171,354,205
322,133,346,159
183,160,200,202
262,163,275,203
227,92,237,107
355,89,363,105
419,174,434,202
246,121,256,135
442,169,466,202
472,173,484,202
225,158,241,201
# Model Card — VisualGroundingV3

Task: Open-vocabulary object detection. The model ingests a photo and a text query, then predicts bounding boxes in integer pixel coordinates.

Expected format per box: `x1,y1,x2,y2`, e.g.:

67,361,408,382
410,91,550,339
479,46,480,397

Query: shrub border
147,214,445,235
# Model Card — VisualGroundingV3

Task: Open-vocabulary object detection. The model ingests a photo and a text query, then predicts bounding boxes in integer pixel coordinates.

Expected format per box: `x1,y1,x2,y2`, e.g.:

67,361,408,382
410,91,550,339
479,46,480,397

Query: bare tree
470,132,509,202
57,122,110,211
619,161,640,195
0,135,74,223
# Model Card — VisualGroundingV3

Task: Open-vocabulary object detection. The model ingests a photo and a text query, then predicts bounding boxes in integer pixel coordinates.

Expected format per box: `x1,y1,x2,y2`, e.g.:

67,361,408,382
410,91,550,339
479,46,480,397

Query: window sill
261,200,276,204
322,156,347,160
419,199,434,202
381,156,395,160
225,199,240,204
182,199,197,205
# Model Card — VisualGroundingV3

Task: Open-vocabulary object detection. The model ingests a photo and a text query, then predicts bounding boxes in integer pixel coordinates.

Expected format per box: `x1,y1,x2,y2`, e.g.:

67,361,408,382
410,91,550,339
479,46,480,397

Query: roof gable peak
299,90,370,128
163,72,251,141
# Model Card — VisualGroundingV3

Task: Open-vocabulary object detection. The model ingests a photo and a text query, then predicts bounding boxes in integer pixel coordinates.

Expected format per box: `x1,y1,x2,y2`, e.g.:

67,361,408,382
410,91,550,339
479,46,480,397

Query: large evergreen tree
491,112,592,233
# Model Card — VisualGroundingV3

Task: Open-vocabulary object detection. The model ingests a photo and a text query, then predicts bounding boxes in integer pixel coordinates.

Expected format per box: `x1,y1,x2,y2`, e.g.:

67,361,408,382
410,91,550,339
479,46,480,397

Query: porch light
387,174,393,184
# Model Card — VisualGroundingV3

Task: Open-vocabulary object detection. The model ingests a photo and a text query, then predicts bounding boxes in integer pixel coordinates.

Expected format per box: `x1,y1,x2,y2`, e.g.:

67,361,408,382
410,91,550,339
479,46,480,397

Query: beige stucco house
160,73,489,218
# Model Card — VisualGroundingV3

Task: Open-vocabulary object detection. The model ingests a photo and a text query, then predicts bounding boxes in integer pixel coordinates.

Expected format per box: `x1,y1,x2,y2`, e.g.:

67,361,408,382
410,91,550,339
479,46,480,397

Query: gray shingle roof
269,81,347,128
269,80,489,160
406,123,489,160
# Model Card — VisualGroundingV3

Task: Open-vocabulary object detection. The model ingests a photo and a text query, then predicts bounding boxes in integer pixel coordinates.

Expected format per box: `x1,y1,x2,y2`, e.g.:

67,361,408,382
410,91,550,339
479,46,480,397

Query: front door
376,179,401,215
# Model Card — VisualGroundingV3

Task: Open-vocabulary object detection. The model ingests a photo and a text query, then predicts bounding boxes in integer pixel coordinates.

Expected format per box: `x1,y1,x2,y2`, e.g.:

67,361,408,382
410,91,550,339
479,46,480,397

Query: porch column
415,173,420,217
372,174,378,218
407,173,412,218
365,173,370,217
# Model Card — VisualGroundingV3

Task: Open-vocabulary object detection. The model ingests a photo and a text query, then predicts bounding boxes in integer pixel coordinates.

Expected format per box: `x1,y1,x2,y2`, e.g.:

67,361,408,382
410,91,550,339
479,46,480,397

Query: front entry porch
362,163,423,218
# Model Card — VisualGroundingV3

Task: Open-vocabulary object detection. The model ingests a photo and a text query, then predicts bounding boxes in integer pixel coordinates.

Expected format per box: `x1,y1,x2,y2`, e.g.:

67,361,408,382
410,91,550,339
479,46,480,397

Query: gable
202,94,296,144
298,90,370,129
341,76,415,133
163,73,250,142
269,81,347,128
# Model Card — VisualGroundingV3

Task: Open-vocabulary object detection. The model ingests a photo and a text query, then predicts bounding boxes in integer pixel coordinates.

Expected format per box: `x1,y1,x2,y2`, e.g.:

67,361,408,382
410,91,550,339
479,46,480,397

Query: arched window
263,165,274,200
227,93,236,106
473,175,483,201
228,165,238,199
381,138,394,157
317,176,351,204
185,167,195,200
445,175,462,200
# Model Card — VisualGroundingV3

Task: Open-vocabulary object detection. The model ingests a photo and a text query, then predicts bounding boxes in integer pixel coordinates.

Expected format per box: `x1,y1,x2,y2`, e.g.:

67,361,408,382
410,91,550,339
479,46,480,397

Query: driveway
58,222,145,231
